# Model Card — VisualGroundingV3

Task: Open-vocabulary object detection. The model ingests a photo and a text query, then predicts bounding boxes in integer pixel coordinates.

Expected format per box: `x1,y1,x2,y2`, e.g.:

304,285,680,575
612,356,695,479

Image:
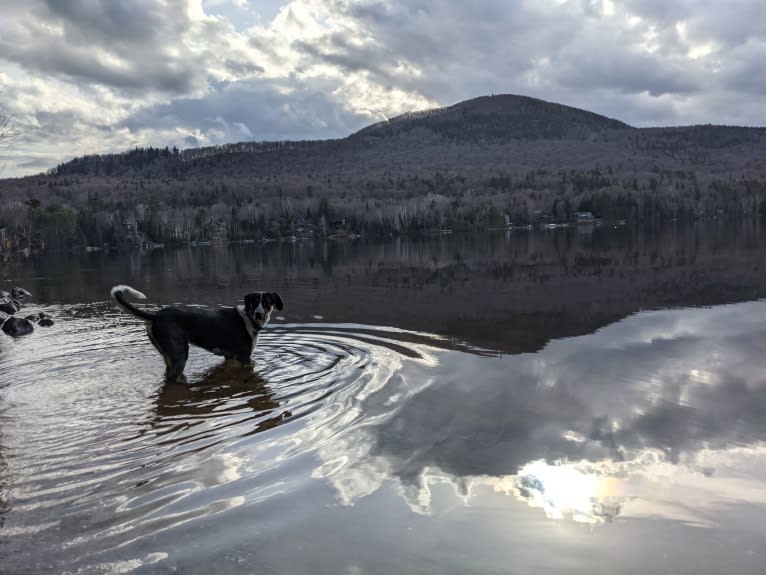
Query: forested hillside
2,94,766,257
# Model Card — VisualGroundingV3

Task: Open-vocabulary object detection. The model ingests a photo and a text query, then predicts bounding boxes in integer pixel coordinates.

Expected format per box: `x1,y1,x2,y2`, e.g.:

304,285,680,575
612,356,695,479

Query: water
2,223,766,574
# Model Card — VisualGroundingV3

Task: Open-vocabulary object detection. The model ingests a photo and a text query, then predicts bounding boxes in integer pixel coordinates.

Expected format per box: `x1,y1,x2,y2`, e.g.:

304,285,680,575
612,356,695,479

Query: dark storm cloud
718,41,766,95
293,32,392,80
2,41,200,94
624,0,766,45
349,2,477,63
554,47,700,96
621,0,694,22
349,1,534,75
0,0,210,93
120,79,368,146
41,0,171,45
330,1,550,111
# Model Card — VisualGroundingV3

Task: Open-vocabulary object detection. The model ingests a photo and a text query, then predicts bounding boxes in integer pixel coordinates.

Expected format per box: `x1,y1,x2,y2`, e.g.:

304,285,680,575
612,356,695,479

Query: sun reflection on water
508,460,622,523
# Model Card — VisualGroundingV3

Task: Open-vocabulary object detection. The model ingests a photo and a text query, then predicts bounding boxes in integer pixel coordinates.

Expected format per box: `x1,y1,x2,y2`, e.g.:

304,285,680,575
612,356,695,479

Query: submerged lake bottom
3,300,766,574
3,226,766,574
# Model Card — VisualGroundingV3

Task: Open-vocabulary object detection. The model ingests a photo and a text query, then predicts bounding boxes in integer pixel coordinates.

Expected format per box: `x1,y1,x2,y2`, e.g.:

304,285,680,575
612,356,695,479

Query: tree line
3,163,766,261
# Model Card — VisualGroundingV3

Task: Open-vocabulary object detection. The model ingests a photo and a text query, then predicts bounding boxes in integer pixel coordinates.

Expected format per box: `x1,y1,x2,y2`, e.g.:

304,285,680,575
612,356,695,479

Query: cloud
304,301,766,525
0,1,210,93
1,0,765,177
119,79,370,147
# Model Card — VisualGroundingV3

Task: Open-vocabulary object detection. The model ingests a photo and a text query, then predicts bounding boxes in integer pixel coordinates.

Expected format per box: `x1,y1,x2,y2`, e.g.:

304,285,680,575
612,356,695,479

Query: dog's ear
244,293,259,313
270,292,284,310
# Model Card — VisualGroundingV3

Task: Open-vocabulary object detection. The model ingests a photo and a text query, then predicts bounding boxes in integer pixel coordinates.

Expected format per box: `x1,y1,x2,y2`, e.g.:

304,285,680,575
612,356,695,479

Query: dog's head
244,292,284,329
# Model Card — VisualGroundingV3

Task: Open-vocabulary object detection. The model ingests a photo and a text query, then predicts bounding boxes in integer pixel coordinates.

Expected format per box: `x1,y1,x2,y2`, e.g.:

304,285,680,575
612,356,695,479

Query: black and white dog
111,285,283,380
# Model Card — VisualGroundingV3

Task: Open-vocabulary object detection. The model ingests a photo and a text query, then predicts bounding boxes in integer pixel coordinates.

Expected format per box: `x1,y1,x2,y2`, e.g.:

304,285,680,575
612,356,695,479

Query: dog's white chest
236,305,259,352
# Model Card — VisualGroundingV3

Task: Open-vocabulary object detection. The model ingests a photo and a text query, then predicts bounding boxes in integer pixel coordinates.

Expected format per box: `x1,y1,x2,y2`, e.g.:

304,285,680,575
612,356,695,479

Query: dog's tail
111,285,156,321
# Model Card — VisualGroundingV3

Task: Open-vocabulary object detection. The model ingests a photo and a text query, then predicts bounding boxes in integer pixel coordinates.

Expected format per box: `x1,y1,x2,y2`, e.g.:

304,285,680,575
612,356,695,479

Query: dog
111,285,283,380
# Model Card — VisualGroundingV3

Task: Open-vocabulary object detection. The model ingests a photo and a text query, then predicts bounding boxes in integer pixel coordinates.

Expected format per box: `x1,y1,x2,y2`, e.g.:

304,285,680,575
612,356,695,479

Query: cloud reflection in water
312,300,766,527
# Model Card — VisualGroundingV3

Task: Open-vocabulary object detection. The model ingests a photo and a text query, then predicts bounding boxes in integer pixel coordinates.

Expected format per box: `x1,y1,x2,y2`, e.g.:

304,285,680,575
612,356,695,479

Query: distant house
329,218,346,230
534,211,553,224
213,220,228,241
122,218,143,244
295,219,316,234
576,211,595,222
328,218,359,239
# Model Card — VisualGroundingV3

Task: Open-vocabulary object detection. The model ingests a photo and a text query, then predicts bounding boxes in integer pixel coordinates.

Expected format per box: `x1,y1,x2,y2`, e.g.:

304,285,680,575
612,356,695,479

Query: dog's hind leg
147,324,189,381
161,342,189,381
164,354,188,381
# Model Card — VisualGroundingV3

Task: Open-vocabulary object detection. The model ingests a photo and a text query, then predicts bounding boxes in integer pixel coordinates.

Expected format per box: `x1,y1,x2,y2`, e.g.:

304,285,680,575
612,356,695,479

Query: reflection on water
10,221,766,354
508,460,622,523
326,301,766,531
151,363,285,439
2,227,766,574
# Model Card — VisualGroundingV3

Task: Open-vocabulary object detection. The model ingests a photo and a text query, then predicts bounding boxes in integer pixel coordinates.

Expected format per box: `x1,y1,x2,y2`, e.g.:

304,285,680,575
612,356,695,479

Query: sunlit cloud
1,0,765,177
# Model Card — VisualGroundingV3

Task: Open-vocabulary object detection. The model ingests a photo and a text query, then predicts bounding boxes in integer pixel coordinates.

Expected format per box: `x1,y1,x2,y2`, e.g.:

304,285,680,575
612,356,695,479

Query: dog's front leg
234,332,258,365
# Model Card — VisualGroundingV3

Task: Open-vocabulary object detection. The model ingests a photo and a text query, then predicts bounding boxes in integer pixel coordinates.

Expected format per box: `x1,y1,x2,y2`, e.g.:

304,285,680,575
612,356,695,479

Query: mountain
50,94,637,178
2,94,766,252
41,93,766,182
353,94,632,141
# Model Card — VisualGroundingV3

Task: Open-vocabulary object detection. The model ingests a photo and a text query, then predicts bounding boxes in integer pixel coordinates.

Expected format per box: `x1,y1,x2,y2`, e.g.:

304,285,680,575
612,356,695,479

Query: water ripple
0,306,447,573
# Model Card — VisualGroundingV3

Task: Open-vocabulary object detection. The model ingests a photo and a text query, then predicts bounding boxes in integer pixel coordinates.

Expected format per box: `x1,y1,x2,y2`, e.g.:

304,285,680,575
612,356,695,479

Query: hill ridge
352,93,632,141
42,93,766,179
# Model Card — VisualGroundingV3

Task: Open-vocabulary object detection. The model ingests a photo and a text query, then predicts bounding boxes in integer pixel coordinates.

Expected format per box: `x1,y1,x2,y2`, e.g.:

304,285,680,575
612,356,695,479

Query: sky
0,0,765,178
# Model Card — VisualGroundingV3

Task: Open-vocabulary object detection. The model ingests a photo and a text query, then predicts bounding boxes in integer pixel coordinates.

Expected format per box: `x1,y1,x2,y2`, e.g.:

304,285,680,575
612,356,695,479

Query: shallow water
3,226,766,574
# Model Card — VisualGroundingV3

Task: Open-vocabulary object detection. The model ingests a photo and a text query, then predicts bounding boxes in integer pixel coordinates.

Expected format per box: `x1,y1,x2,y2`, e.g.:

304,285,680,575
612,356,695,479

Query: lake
2,222,766,574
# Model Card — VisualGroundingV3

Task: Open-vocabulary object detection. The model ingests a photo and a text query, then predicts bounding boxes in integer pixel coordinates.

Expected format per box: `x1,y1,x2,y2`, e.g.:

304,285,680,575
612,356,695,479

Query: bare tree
1,99,19,175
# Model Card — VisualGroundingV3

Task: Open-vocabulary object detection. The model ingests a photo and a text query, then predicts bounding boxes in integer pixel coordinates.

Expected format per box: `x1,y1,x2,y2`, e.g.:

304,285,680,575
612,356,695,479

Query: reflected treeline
7,221,766,353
